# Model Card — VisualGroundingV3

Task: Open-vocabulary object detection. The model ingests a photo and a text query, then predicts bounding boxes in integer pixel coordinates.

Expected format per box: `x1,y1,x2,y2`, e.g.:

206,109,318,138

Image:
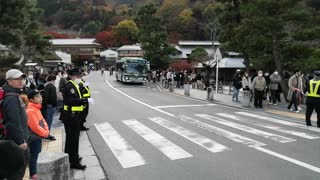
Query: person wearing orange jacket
26,90,49,180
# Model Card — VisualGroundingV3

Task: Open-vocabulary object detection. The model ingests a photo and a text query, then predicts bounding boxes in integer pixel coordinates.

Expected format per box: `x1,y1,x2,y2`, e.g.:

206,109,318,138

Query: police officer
61,68,94,169
79,76,91,131
305,71,320,127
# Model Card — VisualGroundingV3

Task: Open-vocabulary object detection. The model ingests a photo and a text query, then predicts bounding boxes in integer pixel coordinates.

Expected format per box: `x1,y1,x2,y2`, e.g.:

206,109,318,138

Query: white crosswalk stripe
148,117,231,153
177,115,266,147
122,119,193,160
236,112,320,133
195,114,296,143
217,113,320,139
94,122,147,168
94,112,319,169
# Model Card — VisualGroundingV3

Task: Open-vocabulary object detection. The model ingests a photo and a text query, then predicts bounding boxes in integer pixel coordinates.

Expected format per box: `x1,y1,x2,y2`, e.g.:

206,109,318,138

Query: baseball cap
67,68,83,76
27,90,40,100
5,69,26,80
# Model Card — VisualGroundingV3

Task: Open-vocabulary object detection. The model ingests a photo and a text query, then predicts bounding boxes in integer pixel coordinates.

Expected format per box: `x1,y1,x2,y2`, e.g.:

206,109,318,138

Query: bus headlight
125,77,129,80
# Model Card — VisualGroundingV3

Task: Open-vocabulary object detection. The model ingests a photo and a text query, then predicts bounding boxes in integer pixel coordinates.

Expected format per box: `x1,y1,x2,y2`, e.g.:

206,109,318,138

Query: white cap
236,69,241,72
6,69,26,80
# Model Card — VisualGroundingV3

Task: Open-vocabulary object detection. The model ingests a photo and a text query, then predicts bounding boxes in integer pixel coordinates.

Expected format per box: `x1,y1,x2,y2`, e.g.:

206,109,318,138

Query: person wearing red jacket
26,90,49,180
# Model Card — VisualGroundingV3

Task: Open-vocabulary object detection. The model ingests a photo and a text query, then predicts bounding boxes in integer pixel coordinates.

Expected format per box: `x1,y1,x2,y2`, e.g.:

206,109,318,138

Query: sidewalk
24,112,107,180
157,83,317,122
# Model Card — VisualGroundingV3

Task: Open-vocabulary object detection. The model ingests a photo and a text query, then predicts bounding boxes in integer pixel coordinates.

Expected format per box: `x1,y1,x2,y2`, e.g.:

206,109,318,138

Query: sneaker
46,135,56,141
268,102,273,105
298,106,302,111
290,108,294,112
273,103,278,106
294,110,300,113
30,174,38,179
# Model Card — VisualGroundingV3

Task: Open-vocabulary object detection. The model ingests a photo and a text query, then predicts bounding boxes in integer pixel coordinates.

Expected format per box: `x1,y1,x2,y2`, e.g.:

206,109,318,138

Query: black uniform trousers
80,103,89,127
305,97,320,127
63,111,81,165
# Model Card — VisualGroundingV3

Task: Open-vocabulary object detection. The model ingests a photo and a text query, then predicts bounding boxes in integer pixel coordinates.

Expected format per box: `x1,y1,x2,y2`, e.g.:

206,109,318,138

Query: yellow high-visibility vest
63,80,84,112
308,80,320,98
80,81,91,98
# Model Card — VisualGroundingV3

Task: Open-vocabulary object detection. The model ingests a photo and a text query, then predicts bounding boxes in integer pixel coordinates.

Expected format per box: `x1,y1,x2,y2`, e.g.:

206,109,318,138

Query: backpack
0,87,19,139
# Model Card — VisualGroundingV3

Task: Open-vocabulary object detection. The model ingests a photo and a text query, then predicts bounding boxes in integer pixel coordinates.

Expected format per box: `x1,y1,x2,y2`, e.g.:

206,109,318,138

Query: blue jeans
46,106,55,130
232,86,240,101
29,139,42,176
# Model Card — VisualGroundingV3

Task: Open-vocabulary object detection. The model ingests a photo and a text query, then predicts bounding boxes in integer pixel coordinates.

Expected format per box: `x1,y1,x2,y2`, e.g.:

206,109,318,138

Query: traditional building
50,38,104,66
171,41,221,60
117,44,144,58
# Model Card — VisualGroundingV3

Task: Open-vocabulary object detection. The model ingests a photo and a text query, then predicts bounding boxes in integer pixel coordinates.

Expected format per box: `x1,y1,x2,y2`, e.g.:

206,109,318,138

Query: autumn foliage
169,60,193,72
95,31,115,48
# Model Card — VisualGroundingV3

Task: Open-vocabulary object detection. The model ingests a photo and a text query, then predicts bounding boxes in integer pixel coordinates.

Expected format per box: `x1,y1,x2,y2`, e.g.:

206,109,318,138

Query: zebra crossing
93,112,320,169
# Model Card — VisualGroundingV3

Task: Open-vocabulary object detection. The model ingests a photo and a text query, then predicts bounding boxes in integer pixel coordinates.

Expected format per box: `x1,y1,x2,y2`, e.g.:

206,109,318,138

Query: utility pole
207,20,220,93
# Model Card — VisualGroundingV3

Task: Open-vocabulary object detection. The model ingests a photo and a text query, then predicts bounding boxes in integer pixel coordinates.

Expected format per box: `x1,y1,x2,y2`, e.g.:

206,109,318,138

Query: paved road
85,71,320,180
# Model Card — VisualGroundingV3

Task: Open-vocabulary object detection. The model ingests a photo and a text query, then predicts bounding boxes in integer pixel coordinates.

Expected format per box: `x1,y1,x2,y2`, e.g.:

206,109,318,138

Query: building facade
117,44,144,58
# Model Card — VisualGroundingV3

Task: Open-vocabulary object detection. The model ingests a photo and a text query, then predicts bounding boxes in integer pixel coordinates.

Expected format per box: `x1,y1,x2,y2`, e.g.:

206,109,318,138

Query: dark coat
61,81,88,120
0,140,25,178
44,82,57,107
233,73,242,89
2,84,28,145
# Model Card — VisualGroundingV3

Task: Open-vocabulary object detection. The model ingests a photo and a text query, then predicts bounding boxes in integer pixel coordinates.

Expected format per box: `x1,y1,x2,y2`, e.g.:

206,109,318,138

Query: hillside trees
113,20,139,45
135,4,174,68
96,31,115,48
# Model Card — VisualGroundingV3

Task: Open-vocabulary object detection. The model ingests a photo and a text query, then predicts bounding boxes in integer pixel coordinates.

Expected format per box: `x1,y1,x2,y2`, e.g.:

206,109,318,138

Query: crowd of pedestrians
151,69,210,90
0,67,92,179
231,69,315,113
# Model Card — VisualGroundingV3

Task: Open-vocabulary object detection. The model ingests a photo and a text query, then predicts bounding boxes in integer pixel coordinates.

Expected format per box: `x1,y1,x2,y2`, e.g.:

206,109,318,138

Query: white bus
115,57,150,84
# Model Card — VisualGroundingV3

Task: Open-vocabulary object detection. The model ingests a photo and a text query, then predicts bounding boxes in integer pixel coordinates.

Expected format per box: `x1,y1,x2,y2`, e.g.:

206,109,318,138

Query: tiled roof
178,41,221,46
50,38,101,46
117,45,142,51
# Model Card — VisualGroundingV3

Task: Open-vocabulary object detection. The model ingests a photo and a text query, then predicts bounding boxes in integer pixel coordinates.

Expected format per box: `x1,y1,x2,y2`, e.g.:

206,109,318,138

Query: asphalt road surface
85,71,320,180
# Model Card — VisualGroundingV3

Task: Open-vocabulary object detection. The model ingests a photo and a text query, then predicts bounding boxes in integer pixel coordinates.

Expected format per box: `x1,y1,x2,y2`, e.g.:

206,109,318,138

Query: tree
188,47,209,63
135,4,175,68
0,0,50,67
95,31,115,48
44,31,71,39
170,60,193,72
112,20,139,45
214,0,318,99
188,47,213,87
82,21,103,35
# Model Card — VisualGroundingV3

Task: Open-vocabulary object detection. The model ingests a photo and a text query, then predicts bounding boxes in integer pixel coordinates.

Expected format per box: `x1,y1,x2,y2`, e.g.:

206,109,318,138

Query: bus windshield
126,63,147,74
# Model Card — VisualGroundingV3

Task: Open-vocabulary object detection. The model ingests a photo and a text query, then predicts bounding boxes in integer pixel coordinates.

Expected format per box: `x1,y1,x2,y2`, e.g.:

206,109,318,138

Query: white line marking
123,119,193,160
236,112,320,133
196,114,296,143
94,122,147,168
178,115,265,147
148,117,230,153
255,147,320,174
155,104,216,109
105,79,175,117
217,113,320,139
